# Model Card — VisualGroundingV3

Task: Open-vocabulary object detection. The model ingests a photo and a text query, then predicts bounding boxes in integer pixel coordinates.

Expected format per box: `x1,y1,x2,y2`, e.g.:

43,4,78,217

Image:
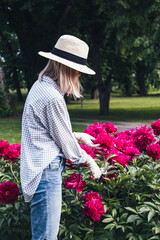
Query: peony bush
59,120,160,240
0,120,160,240
0,140,31,240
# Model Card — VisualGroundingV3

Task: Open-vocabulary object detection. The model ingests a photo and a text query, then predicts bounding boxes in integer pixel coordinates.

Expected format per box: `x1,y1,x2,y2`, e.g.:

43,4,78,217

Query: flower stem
10,164,18,182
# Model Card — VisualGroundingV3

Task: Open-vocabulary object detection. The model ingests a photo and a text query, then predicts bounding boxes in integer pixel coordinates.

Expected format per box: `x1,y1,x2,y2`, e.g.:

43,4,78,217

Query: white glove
86,155,102,179
74,132,100,148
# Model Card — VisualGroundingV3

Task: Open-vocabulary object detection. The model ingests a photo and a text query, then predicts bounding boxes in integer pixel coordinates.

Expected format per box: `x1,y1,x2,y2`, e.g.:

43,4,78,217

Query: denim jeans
30,156,65,240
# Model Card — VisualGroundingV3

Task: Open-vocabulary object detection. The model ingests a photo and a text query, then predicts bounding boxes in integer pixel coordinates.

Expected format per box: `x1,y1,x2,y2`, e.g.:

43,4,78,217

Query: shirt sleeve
45,98,87,164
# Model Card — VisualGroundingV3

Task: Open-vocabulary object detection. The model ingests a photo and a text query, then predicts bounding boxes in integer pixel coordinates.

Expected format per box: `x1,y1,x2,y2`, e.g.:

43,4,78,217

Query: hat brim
38,51,96,75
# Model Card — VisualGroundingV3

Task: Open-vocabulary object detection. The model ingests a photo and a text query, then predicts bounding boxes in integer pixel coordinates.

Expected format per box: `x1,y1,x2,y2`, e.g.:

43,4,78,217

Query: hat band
51,48,87,65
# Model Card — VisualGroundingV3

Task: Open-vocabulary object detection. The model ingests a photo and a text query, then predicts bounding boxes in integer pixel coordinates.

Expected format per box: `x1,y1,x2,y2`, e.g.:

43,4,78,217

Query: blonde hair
38,60,83,99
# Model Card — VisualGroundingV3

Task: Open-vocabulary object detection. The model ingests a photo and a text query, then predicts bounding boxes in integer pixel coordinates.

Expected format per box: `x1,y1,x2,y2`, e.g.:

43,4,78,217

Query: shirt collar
41,75,64,96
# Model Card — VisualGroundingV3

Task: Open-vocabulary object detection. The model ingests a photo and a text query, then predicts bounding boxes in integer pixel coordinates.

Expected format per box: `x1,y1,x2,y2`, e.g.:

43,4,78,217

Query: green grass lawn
0,118,22,143
68,95,160,122
1,91,160,143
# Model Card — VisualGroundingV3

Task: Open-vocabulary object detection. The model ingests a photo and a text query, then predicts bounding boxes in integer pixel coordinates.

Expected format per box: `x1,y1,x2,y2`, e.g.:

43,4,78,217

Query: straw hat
38,35,95,75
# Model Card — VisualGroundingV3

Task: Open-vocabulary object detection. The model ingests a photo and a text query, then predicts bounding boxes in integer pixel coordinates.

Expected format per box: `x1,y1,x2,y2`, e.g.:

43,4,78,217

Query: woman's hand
73,132,100,148
85,155,102,179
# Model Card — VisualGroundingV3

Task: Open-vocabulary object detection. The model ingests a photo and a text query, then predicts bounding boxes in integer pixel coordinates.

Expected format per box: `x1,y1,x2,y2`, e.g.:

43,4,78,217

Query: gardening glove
86,155,102,179
74,132,100,148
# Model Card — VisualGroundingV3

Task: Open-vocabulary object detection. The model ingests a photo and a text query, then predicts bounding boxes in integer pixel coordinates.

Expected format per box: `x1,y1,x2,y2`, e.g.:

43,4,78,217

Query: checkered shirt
20,75,87,202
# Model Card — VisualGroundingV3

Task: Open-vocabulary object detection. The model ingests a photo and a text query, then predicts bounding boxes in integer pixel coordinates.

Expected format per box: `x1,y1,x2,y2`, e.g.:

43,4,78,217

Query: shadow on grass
69,108,160,122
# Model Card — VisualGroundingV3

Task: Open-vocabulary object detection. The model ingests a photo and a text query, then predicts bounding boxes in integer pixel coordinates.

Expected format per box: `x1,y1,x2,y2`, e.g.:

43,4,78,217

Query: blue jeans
30,156,65,240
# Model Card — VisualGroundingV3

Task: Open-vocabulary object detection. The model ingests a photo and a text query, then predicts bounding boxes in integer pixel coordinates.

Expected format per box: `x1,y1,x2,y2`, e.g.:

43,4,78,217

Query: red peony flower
4,143,21,162
93,132,114,151
0,181,19,204
83,191,105,221
114,130,134,140
151,119,160,136
103,122,117,133
0,140,10,158
125,146,140,156
146,143,160,161
80,144,96,159
114,137,135,153
83,198,105,221
84,122,105,138
83,191,102,202
132,125,156,152
64,173,86,192
107,148,131,167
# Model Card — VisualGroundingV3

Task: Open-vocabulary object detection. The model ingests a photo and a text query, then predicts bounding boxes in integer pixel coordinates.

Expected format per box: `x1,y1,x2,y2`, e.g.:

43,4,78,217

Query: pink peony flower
84,122,105,138
83,191,105,221
146,143,160,161
103,122,117,133
125,146,140,156
132,125,156,152
83,191,102,202
0,181,19,204
93,132,114,151
4,143,21,162
0,140,10,158
83,198,105,221
64,173,86,192
80,144,96,159
151,119,160,136
107,148,131,167
114,137,135,152
114,130,134,141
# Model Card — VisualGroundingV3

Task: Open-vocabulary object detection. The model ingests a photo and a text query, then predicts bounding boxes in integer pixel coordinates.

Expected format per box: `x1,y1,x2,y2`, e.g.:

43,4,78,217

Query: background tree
1,0,160,116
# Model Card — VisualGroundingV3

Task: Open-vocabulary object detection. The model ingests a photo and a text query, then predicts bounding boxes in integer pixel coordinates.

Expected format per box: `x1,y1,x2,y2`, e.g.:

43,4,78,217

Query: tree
0,0,75,91
0,60,13,116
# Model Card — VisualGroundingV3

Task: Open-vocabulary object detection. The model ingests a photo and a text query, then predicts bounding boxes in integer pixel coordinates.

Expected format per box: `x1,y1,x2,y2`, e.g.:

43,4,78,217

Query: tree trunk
92,33,111,115
136,61,147,96
0,61,10,107
91,87,97,99
124,76,132,96
99,73,111,115
0,61,16,116
13,67,23,101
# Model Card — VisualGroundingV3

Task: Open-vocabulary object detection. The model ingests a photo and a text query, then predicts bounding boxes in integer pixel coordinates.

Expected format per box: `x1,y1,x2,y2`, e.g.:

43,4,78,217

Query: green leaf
6,204,13,209
144,202,159,210
102,217,114,223
127,214,141,223
138,235,143,240
106,154,117,161
125,207,137,214
138,206,150,213
0,218,5,228
148,236,160,240
112,208,117,218
104,223,116,230
0,207,7,212
15,202,20,210
148,210,155,222
119,213,128,221
154,164,160,170
152,227,160,234
129,237,136,240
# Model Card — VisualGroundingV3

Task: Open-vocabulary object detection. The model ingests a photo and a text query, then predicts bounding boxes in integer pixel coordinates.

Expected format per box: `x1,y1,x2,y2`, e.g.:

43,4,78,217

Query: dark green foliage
0,159,31,240
59,158,160,240
0,89,12,117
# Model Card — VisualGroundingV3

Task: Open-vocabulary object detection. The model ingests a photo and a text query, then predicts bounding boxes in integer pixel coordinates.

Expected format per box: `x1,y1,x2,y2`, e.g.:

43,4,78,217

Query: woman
20,35,101,240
